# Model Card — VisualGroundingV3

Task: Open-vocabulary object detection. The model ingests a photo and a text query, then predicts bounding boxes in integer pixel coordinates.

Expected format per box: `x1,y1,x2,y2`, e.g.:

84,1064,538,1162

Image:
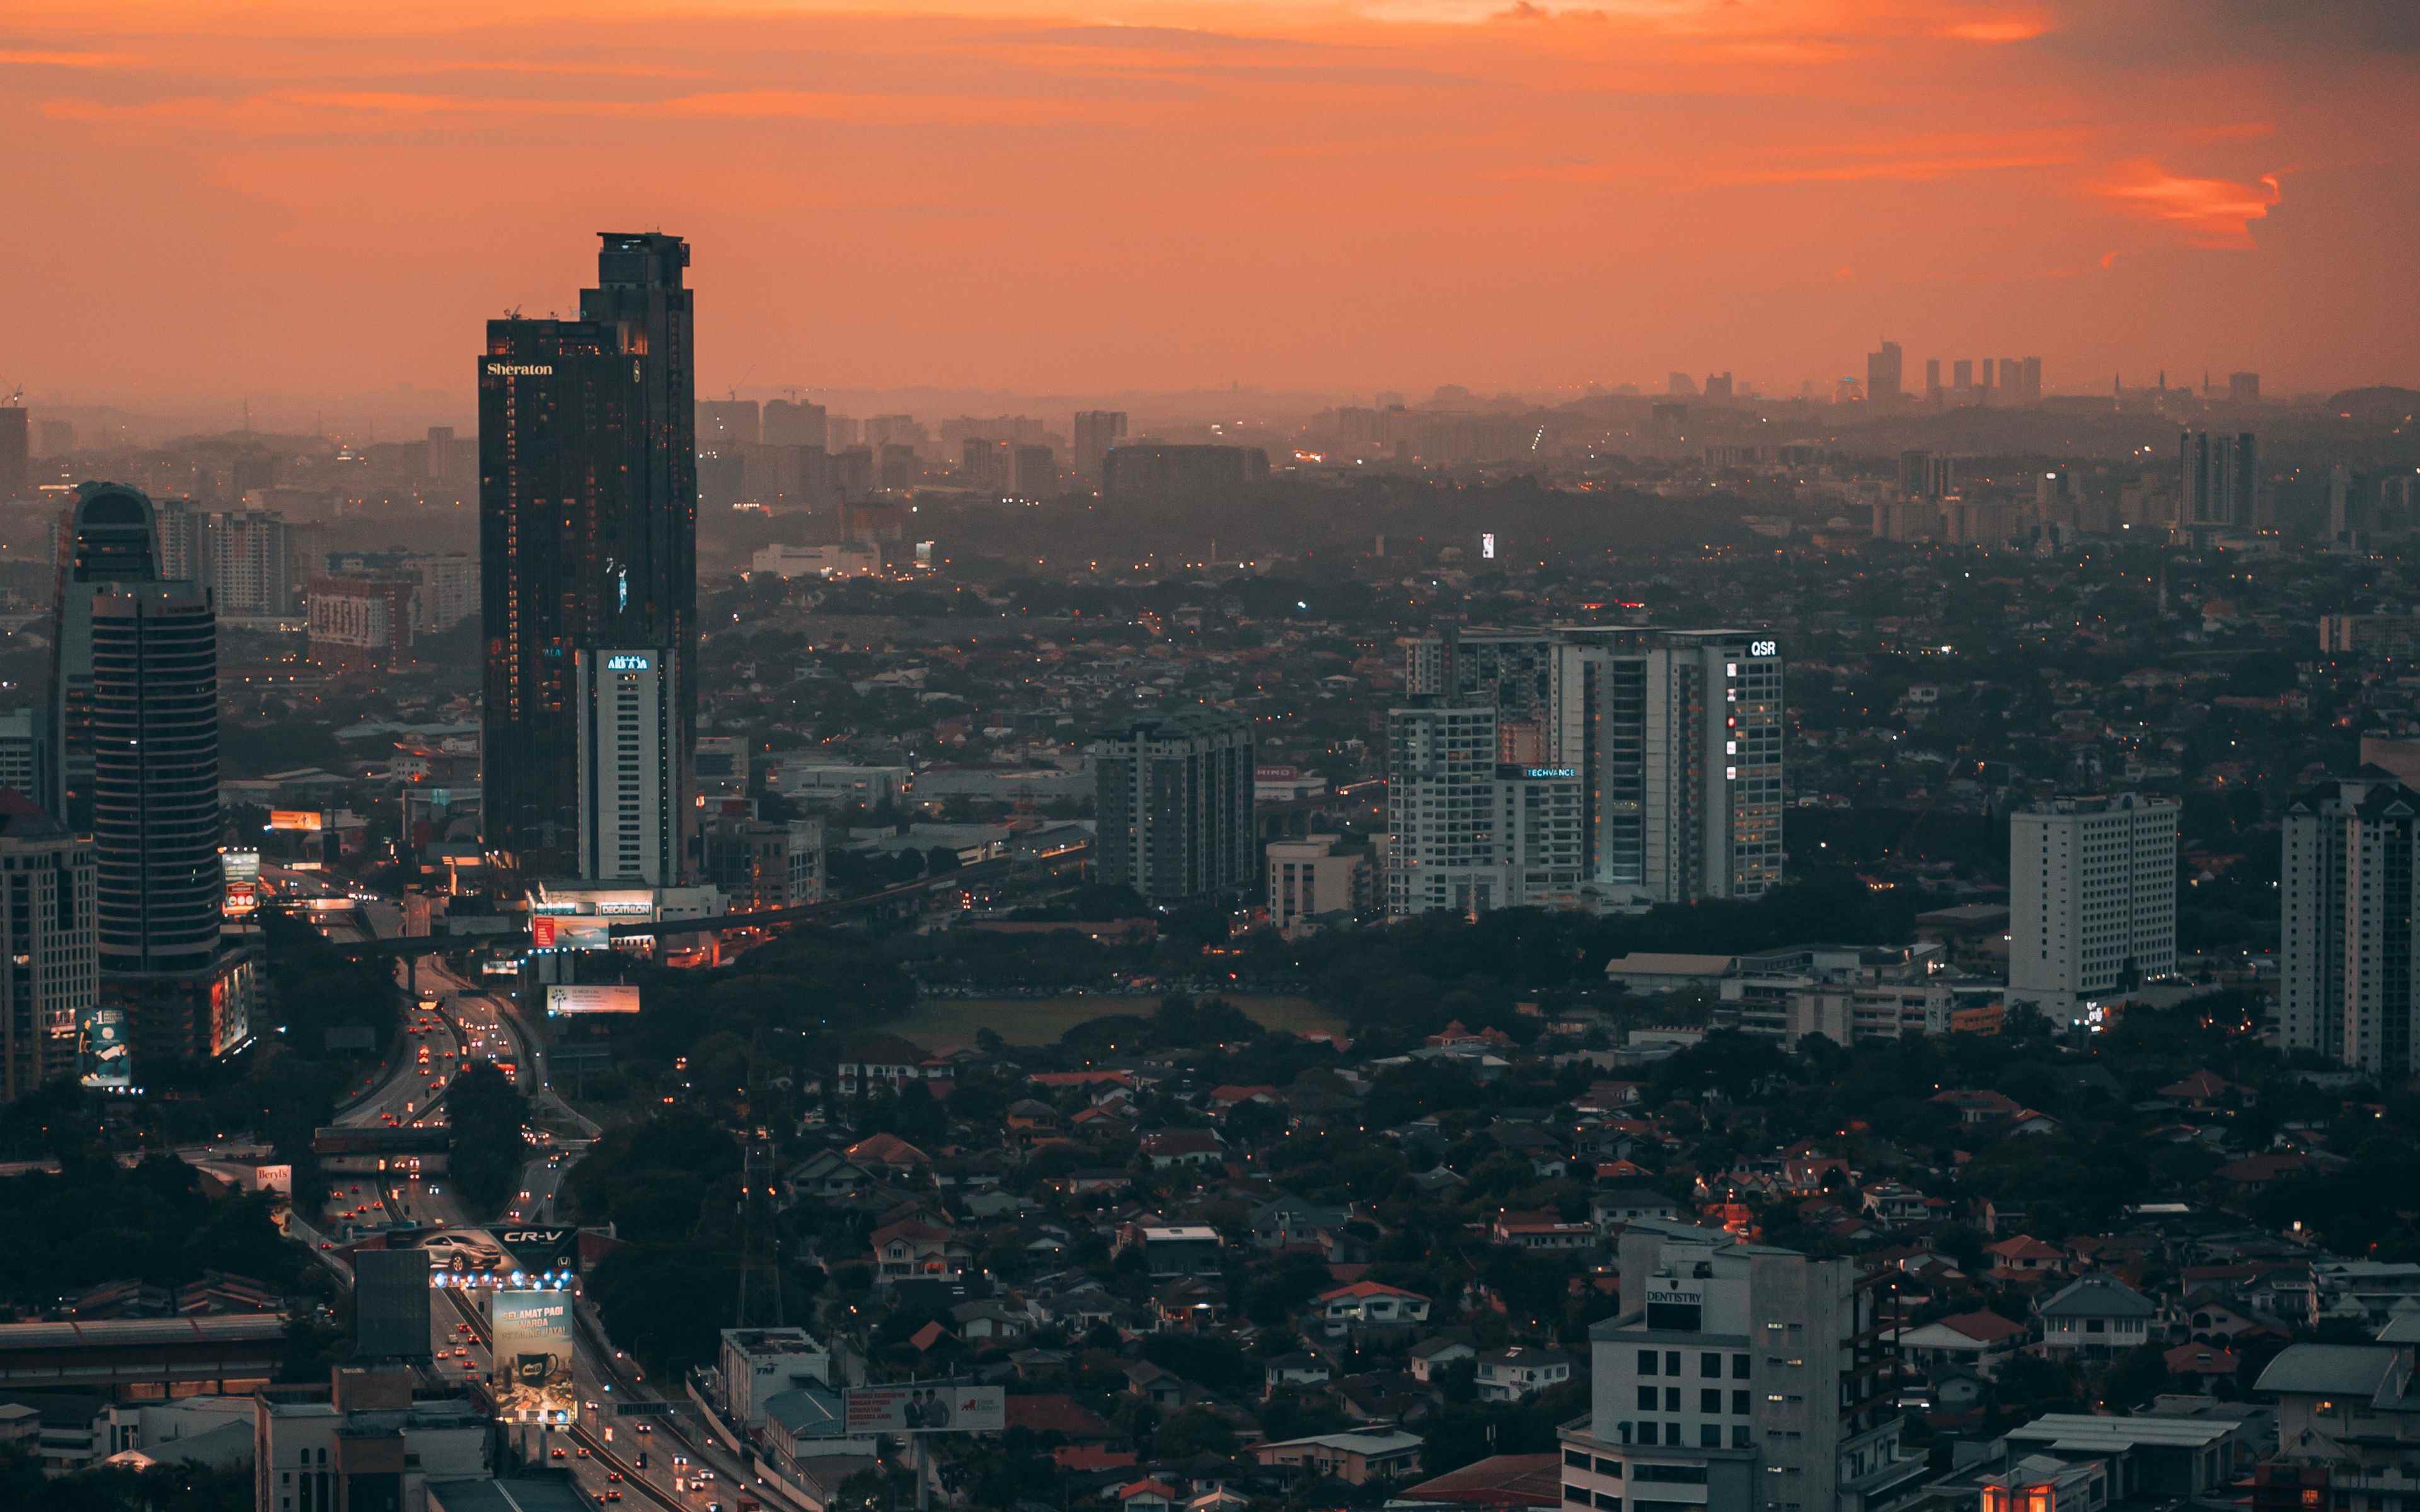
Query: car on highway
550,1448,566,1460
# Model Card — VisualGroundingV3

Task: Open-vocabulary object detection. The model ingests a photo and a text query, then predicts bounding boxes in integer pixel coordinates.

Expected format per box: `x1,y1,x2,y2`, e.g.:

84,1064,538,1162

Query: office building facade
2281,772,2420,1077
1865,340,1903,408
702,816,825,913
2178,430,2257,537
0,408,25,504
306,575,417,670
210,510,296,616
1267,833,1372,935
1551,629,1785,907
1102,444,1269,501
1396,628,1783,910
574,646,686,886
0,794,96,1103
2007,794,2178,1013
1560,1219,1921,1512
480,232,697,876
1073,410,1127,485
89,580,253,1065
91,582,223,976
1095,710,1255,906
47,483,166,829
1385,701,1585,917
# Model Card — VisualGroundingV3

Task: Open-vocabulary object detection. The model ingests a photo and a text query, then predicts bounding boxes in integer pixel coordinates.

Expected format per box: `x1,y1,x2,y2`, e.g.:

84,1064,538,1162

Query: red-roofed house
838,1034,943,1097
1140,1130,1224,1169
1985,1235,2065,1283
846,1133,932,1174
2217,1153,2310,1191
1117,1480,1178,1512
1932,1089,2025,1126
2165,1343,2240,1379
1398,1453,1564,1509
1317,1281,1431,1328
1004,1394,1118,1441
1208,1085,1279,1111
1489,1212,1594,1250
1891,1310,2031,1377
2160,1071,2240,1108
872,1217,966,1284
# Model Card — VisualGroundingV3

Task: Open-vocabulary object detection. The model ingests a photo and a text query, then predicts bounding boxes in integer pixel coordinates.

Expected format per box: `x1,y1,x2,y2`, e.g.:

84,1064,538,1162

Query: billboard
531,917,611,951
268,810,326,832
354,1249,432,1360
79,1005,132,1090
546,984,639,1016
844,1385,1005,1435
491,1289,577,1424
480,957,523,978
495,1226,581,1277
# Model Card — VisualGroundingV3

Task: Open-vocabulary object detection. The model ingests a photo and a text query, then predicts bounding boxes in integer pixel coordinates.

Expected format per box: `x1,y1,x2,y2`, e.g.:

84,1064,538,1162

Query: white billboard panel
845,1385,1005,1434
544,984,640,1016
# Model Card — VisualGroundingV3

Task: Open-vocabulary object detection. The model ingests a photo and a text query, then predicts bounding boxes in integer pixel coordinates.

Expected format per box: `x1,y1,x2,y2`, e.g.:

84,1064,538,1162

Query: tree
2099,1344,2172,1411
1154,1407,1238,1457
445,1060,529,1217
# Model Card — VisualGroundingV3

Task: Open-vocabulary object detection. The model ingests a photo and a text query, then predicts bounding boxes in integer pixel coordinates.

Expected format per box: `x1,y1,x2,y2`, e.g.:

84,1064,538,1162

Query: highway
323,931,800,1511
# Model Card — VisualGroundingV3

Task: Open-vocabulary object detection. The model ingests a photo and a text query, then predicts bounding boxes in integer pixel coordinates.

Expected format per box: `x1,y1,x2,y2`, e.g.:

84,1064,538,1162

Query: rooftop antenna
1,383,21,408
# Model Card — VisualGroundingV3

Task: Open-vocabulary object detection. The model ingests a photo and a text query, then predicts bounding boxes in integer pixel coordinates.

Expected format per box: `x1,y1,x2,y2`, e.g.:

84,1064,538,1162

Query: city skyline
6,2,2419,408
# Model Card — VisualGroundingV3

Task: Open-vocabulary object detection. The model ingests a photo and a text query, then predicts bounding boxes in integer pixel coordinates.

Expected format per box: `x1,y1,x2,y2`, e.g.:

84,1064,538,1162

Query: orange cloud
0,48,144,67
2088,159,2282,248
1940,17,2050,44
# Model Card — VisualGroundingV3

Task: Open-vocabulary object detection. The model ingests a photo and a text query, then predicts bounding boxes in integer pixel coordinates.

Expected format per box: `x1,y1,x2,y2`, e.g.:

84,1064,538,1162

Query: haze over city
7,9,2420,1512
9,0,2420,418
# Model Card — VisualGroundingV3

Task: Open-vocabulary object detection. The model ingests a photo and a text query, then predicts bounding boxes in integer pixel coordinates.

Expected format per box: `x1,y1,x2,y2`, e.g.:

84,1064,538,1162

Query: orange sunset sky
5,0,2417,409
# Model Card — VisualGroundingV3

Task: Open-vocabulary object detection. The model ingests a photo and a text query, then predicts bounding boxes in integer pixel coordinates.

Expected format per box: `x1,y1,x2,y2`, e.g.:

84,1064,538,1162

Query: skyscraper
2008,794,2179,1014
1093,710,1255,906
1552,629,1784,907
0,407,26,504
90,578,253,1065
573,646,684,886
763,398,827,449
1864,341,1903,408
2020,355,2043,403
1385,700,1584,918
1073,410,1128,486
47,483,164,828
2178,429,2257,537
91,583,222,976
2281,772,2420,1077
153,498,211,584
0,793,95,1104
210,509,296,615
480,233,696,877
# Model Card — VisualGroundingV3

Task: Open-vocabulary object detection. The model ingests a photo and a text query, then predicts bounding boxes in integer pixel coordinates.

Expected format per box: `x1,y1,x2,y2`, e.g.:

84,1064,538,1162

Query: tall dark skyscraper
89,575,254,1067
0,407,28,504
91,582,222,976
47,483,165,828
480,233,697,878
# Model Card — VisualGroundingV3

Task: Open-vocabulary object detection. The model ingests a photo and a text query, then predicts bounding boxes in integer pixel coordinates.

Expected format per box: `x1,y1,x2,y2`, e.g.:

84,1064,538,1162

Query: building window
1639,1350,1659,1376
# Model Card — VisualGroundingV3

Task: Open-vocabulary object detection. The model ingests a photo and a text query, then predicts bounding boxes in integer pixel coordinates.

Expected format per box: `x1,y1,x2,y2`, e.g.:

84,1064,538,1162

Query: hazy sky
7,0,2417,410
